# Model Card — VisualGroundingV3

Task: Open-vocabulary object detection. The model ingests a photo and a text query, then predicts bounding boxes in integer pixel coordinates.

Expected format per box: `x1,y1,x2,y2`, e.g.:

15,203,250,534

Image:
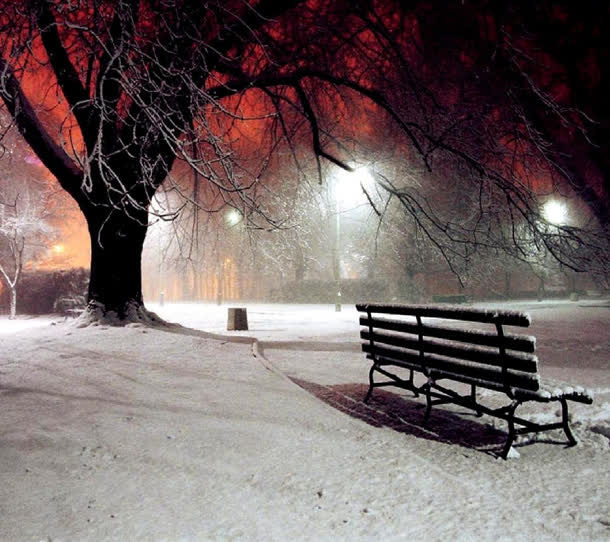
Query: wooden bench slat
359,316,536,353
361,330,538,372
366,353,541,398
356,303,530,327
363,343,540,391
427,368,510,393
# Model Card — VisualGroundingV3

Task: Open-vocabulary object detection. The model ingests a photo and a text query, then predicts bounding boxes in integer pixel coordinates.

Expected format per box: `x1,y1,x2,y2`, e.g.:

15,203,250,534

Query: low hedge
0,268,88,315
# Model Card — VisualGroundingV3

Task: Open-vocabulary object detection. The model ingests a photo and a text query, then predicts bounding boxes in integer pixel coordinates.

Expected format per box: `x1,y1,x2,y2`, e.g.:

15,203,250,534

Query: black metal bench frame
357,303,593,459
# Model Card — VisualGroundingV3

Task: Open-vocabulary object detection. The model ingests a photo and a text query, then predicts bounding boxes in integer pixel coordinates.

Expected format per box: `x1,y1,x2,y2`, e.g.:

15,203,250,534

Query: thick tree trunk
85,208,148,318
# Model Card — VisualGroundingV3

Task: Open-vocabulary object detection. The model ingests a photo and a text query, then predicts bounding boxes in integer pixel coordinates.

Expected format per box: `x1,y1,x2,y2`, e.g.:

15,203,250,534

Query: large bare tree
0,0,607,322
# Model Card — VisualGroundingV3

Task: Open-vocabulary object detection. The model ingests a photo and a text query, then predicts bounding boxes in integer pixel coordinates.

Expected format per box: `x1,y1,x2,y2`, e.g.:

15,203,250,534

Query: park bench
356,303,593,458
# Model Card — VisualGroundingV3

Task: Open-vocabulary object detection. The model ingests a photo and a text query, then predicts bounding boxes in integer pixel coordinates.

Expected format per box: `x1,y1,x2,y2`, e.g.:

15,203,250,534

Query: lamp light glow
334,166,375,209
543,200,568,225
226,209,241,226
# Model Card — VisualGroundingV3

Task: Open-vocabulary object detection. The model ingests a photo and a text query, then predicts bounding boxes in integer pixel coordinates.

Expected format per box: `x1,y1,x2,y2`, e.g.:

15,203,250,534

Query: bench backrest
356,303,539,393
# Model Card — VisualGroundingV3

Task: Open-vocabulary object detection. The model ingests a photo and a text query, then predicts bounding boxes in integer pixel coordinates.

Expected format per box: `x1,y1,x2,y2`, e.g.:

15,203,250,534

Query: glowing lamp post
226,209,241,227
541,199,578,300
218,209,242,305
331,166,375,311
542,200,568,226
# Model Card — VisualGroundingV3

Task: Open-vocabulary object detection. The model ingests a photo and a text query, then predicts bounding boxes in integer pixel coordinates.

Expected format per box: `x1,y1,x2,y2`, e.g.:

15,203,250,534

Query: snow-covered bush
0,268,88,315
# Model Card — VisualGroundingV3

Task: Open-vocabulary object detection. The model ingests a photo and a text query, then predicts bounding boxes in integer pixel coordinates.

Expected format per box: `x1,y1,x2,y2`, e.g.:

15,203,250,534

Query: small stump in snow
227,307,248,331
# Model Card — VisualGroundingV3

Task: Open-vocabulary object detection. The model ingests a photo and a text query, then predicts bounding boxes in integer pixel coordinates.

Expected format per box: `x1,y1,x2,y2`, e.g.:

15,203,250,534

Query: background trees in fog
0,118,56,317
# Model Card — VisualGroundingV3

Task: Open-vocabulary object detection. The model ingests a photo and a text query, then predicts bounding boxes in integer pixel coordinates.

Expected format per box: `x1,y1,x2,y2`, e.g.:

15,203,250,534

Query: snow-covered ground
0,300,608,541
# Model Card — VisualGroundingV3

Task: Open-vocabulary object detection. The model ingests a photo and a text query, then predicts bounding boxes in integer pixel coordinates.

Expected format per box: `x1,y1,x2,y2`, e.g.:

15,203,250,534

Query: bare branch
36,0,92,137
0,59,83,201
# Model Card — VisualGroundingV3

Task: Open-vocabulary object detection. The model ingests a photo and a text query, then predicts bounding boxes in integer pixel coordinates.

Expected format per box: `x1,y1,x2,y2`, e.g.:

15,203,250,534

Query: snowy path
0,301,608,541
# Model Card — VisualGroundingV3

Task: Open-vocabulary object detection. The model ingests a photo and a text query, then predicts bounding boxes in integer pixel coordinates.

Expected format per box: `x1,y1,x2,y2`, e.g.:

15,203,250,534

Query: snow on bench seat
512,383,594,404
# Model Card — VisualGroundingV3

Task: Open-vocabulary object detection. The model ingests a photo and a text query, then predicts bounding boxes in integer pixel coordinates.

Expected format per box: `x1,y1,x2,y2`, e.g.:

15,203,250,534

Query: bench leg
364,364,376,403
501,401,520,459
560,398,577,447
423,382,433,422
471,385,482,417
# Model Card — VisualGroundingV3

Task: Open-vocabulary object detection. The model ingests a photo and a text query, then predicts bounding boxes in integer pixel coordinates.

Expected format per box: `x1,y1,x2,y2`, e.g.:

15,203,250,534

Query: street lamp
226,208,241,226
332,166,374,311
222,208,243,302
542,199,568,225
334,167,375,210
540,198,578,301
